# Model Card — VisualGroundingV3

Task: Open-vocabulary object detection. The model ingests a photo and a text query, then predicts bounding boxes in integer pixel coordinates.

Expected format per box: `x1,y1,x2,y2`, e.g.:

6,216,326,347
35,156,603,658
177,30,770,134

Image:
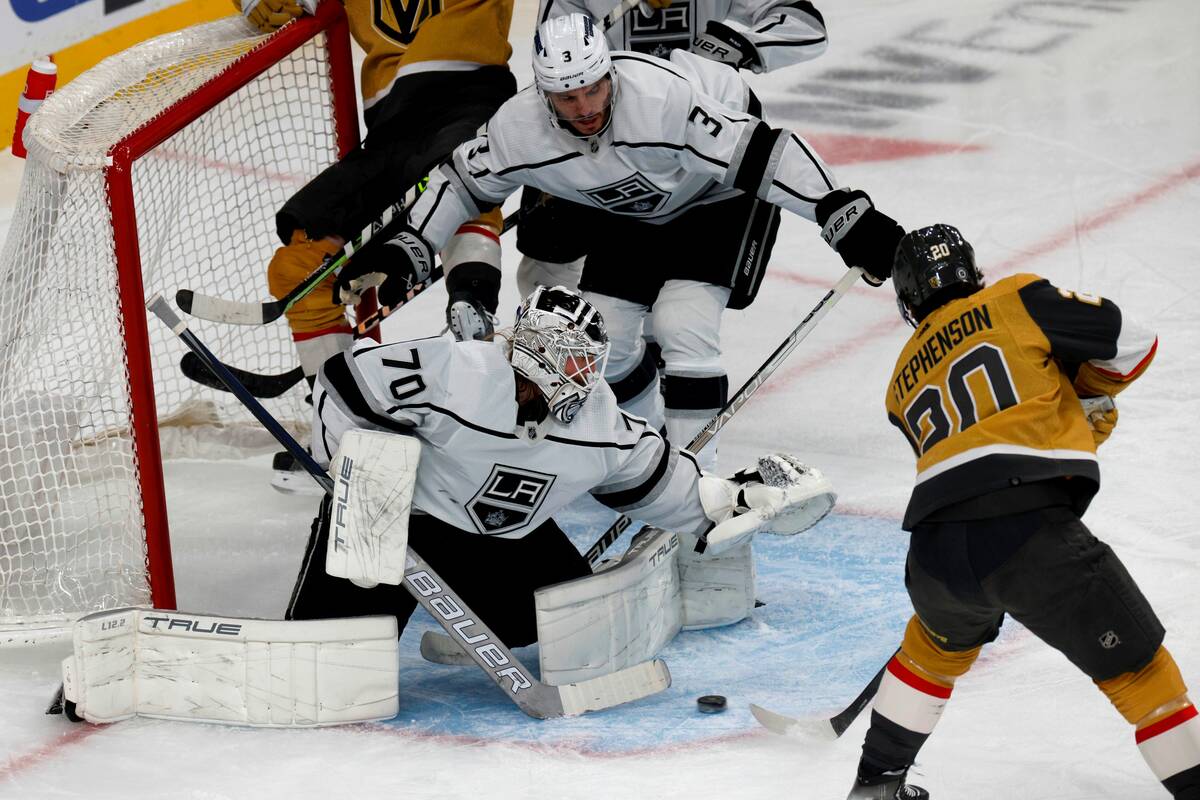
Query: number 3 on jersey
903,343,1019,455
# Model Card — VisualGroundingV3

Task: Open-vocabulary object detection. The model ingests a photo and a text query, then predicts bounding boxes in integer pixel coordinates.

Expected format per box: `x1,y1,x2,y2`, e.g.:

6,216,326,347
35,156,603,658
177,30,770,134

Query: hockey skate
847,771,929,799
269,450,324,496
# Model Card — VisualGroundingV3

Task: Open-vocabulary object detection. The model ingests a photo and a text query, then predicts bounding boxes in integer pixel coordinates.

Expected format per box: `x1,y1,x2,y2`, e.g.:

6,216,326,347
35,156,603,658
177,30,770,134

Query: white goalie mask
532,13,619,138
510,286,610,424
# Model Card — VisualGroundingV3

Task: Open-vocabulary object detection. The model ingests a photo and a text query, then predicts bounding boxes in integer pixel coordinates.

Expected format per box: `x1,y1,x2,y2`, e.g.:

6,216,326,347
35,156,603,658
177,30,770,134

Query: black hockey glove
445,261,501,342
691,21,762,72
815,189,904,286
333,225,434,308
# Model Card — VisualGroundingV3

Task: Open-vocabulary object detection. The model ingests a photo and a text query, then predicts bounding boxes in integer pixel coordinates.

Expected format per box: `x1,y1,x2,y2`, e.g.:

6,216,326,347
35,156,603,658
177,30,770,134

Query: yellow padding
267,231,346,335
901,615,982,685
466,207,504,235
1097,646,1189,725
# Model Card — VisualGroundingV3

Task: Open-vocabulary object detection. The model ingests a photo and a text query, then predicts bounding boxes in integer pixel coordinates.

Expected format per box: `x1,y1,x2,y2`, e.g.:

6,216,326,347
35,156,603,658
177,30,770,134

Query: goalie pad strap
62,608,399,727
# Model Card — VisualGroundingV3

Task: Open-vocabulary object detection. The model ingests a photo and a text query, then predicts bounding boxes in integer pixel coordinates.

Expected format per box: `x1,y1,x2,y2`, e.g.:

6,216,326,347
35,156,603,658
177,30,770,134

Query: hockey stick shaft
583,267,863,567
148,293,667,719
602,0,641,29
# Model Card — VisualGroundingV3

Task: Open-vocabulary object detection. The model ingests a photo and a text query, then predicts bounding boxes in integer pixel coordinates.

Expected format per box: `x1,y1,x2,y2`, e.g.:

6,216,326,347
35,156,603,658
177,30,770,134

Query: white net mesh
0,15,344,638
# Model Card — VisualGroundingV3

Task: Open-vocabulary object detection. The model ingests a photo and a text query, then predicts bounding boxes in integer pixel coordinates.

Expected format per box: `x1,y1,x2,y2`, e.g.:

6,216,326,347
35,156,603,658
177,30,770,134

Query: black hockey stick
145,292,670,720
582,267,864,567
180,351,304,398
750,648,897,740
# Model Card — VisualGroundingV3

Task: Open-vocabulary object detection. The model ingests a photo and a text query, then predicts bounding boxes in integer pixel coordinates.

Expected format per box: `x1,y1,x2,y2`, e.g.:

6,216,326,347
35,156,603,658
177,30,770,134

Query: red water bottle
12,57,57,158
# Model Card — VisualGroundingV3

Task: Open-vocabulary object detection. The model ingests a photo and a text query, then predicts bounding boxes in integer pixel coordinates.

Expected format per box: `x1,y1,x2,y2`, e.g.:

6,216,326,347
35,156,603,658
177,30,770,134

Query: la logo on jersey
582,174,670,215
468,465,556,535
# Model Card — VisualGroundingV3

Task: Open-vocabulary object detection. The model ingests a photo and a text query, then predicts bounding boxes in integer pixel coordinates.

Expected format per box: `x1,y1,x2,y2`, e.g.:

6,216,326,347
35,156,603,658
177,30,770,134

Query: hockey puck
697,694,727,714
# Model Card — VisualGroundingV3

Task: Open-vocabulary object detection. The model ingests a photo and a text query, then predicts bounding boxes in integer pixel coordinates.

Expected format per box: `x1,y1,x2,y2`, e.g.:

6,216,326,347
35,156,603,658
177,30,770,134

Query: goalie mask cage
0,3,358,642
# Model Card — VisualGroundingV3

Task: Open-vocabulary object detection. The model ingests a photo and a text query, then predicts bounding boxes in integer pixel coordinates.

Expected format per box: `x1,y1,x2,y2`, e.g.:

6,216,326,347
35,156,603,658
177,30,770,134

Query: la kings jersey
539,0,827,71
312,336,708,539
343,0,513,108
408,48,839,251
887,273,1157,530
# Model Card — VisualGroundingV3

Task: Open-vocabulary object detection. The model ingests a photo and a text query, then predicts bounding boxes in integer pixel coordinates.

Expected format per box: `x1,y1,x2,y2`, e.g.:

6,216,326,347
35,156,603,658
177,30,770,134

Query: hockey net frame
0,2,358,642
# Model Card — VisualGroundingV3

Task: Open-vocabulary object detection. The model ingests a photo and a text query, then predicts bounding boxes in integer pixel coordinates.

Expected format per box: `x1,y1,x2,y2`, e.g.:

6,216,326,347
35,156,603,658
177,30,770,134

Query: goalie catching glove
815,189,905,286
699,454,836,555
333,224,434,309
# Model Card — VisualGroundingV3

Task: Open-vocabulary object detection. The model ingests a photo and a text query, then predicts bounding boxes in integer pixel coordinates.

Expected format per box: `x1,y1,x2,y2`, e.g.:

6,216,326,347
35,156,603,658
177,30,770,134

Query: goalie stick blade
553,658,672,717
176,288,284,326
419,631,475,666
750,703,838,741
180,352,304,399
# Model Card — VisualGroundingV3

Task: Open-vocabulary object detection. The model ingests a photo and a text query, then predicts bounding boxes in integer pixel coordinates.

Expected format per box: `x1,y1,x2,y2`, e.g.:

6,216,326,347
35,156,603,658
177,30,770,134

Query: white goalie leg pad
536,528,683,686
325,429,419,588
61,607,399,727
677,532,756,630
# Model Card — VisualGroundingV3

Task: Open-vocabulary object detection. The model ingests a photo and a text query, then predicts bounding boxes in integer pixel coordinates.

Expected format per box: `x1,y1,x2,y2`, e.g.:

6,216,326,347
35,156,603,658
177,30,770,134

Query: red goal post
0,2,358,642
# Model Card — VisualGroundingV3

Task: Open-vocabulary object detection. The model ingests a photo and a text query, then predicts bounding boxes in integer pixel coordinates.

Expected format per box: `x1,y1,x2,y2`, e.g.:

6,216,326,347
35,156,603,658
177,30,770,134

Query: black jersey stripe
759,36,828,48
788,132,835,190
611,140,730,170
591,438,673,511
733,121,785,194
320,352,413,435
1017,279,1121,363
495,151,585,176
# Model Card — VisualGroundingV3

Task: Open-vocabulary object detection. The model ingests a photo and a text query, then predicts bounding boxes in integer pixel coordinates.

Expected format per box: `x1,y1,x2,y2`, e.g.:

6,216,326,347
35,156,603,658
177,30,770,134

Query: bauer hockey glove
698,455,836,555
236,0,313,33
333,226,434,309
1081,395,1118,447
815,189,905,286
692,21,763,72
445,262,501,342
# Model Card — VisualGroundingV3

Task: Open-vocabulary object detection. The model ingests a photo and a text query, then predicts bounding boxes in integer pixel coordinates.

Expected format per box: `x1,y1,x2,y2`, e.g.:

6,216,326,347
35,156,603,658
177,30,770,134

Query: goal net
0,4,357,642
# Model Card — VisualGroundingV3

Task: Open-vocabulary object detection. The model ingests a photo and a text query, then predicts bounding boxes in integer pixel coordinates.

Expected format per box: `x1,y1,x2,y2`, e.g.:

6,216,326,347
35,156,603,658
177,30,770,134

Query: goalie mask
892,224,985,327
510,286,610,424
533,13,618,138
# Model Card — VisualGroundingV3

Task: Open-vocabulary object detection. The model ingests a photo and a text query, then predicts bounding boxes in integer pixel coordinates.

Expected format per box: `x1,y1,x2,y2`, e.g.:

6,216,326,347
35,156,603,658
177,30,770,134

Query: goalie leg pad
325,429,420,588
536,527,683,686
678,532,756,630
61,608,399,727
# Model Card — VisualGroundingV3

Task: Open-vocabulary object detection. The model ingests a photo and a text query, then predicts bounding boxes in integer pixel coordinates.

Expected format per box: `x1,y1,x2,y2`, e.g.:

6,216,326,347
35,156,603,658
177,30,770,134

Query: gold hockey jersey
343,0,514,107
886,273,1156,530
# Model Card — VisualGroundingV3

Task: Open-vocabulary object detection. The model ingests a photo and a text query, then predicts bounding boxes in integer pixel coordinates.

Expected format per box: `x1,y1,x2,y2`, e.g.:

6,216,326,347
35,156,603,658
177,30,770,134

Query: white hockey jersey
408,48,840,252
540,0,827,72
311,335,709,540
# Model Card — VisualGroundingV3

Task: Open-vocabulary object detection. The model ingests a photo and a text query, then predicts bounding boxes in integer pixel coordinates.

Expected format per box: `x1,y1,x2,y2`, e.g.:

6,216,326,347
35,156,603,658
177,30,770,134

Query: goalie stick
143,292,670,720
749,649,896,740
582,267,864,567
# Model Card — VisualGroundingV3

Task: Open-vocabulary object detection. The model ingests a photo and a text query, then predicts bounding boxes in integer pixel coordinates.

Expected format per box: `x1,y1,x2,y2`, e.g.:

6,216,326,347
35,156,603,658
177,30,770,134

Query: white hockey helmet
532,13,618,136
510,285,610,424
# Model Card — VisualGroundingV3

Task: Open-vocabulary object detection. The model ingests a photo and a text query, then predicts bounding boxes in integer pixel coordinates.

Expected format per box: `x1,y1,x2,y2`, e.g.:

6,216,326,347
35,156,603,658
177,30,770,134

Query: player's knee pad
582,292,648,374
1098,645,1190,725
267,230,347,335
901,614,982,683
652,284,727,367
